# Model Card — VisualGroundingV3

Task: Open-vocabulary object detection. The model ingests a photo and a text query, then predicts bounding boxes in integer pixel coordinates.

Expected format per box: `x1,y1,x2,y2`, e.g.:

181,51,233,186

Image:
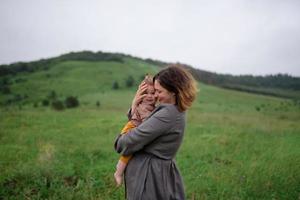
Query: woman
114,65,198,200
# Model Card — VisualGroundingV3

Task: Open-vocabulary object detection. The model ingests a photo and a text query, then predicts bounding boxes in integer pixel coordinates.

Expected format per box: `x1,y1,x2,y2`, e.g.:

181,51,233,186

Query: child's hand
131,81,148,112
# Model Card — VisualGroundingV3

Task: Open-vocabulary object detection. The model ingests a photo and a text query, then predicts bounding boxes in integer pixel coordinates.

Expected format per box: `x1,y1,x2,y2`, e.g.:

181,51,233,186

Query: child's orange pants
119,121,136,163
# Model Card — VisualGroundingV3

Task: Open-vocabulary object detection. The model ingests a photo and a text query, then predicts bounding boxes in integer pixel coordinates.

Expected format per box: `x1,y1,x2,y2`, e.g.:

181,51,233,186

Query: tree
51,100,64,111
126,75,135,87
42,99,49,106
48,90,57,100
112,81,119,90
1,86,11,94
65,96,79,108
96,101,101,107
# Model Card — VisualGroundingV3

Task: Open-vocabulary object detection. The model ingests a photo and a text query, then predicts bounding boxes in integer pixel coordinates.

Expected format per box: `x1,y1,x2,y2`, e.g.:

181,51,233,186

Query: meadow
0,59,299,199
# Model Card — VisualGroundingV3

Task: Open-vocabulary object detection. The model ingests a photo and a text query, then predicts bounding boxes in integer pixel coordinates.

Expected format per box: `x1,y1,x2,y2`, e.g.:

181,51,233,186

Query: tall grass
0,60,299,199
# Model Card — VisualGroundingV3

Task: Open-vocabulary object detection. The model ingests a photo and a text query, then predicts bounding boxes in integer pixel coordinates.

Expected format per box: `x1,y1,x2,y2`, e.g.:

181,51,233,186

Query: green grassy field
1,59,300,199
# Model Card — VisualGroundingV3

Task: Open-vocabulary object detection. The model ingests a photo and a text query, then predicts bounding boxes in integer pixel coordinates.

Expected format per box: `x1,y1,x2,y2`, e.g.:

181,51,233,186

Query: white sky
1,0,300,76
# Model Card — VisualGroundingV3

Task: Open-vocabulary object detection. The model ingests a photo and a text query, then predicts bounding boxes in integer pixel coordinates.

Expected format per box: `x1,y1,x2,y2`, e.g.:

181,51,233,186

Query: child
114,75,156,186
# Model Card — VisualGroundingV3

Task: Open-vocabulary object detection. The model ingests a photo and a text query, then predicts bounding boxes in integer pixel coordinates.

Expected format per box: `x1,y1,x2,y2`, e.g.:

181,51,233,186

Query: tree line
0,51,124,77
0,51,169,77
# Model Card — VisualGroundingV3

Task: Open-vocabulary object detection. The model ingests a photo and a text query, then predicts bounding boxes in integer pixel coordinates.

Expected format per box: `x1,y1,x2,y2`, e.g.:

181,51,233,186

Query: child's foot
114,172,122,187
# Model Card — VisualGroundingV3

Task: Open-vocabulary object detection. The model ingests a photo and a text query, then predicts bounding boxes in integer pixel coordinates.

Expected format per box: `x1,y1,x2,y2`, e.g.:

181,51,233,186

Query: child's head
142,74,156,105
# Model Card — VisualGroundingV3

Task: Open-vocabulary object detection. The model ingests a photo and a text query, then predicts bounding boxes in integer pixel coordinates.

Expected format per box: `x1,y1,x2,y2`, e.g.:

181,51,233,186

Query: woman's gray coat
114,104,186,200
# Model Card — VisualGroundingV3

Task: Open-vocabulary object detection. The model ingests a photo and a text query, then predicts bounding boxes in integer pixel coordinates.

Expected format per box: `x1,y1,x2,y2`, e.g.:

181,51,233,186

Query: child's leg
114,155,132,186
114,121,135,186
114,160,127,186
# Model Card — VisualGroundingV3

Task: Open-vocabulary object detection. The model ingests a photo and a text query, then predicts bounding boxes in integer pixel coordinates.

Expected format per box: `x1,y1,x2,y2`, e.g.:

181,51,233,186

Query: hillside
0,54,160,107
182,64,300,100
0,51,300,105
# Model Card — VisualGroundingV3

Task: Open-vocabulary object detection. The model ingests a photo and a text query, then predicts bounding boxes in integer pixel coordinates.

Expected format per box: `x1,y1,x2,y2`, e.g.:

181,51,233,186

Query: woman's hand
131,81,148,113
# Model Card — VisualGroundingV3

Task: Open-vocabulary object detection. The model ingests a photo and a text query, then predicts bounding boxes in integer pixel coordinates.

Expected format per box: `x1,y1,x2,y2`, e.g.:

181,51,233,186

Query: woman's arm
115,105,175,156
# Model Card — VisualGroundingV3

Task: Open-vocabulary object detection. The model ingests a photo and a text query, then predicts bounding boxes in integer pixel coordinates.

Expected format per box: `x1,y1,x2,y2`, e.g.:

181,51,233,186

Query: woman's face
154,80,176,104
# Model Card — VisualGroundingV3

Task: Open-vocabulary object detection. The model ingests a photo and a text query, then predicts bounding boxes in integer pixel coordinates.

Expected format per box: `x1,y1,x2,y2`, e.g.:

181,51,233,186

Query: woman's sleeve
114,106,174,156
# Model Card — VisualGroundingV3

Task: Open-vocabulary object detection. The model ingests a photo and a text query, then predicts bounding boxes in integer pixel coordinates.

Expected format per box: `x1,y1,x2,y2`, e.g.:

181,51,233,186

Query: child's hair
144,74,154,86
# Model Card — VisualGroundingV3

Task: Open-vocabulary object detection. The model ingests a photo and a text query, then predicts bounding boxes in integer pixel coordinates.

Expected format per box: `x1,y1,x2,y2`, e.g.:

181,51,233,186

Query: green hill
183,64,300,100
0,55,160,107
1,50,300,105
0,51,300,199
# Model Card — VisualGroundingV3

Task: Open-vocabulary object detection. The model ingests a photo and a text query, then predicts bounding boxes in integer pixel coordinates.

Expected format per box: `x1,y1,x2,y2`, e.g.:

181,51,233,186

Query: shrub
42,99,49,106
0,77,11,86
96,101,101,107
15,78,27,83
51,100,64,111
5,99,12,105
112,81,119,90
64,96,79,108
126,75,135,87
1,86,11,94
48,90,57,100
13,94,22,102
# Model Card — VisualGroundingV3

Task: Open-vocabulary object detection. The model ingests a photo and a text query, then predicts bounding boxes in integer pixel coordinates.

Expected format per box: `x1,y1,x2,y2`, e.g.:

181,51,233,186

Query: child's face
143,85,156,103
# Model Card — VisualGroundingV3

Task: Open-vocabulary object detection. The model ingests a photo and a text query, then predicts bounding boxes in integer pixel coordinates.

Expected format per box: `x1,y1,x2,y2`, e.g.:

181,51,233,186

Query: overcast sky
1,0,300,76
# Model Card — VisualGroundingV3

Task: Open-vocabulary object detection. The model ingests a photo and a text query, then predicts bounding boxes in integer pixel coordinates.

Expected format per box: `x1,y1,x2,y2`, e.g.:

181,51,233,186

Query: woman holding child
114,65,197,200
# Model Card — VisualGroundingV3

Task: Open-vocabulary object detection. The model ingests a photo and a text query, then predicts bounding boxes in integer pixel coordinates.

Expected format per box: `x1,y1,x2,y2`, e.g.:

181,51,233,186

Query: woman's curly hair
153,64,198,112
